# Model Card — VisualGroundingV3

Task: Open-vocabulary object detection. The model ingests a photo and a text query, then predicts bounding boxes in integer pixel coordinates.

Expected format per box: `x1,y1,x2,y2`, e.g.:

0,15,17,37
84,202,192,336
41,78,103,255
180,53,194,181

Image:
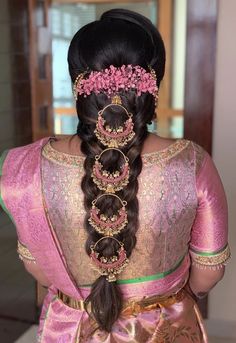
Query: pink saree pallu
1,136,230,342
38,285,207,343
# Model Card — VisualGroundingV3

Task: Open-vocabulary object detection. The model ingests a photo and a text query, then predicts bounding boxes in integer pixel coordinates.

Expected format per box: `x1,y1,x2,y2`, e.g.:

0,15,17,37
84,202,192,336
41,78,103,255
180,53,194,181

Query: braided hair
68,9,165,332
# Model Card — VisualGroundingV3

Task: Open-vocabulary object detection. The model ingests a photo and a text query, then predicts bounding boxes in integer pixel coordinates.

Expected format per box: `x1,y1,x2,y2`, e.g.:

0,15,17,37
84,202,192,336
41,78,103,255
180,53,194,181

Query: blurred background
0,0,235,342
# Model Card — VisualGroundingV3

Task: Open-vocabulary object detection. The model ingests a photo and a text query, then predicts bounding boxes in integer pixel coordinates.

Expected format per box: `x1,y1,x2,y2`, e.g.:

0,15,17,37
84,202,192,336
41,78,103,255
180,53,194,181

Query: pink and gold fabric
0,137,230,342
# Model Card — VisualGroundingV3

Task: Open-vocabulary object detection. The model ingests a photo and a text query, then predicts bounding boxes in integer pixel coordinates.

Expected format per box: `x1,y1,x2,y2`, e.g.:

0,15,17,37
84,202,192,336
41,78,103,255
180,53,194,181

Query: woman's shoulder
141,134,179,154
143,134,206,157
49,134,84,156
187,140,209,175
0,135,80,164
147,135,209,171
1,137,50,155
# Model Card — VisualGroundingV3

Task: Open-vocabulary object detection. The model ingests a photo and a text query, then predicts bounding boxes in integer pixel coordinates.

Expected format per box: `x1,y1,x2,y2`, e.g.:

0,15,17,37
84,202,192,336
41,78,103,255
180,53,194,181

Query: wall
207,0,236,337
0,1,35,340
0,0,32,151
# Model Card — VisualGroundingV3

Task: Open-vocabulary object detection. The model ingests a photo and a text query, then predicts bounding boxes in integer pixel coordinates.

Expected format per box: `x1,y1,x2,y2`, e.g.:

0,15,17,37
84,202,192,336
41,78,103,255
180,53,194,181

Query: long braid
77,93,153,331
68,8,165,332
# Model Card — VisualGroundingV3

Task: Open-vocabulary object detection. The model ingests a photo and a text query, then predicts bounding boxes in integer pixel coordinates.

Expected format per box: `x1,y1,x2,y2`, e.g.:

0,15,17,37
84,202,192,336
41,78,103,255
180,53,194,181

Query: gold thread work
42,139,189,168
17,240,36,263
190,244,231,269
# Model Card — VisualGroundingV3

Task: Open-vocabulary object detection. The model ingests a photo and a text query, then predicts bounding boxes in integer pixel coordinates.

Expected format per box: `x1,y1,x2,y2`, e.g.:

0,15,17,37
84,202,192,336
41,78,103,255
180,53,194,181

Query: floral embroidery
153,320,202,342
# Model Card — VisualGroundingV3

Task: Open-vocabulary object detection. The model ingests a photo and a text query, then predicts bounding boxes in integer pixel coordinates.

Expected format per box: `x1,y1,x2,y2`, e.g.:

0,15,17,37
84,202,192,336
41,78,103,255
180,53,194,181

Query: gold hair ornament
73,72,86,101
88,193,128,236
92,148,130,193
90,236,129,282
94,95,135,148
148,65,159,107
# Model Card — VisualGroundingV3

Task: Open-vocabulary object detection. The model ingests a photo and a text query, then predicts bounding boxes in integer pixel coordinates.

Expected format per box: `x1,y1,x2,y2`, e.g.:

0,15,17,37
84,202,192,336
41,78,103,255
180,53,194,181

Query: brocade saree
0,137,230,343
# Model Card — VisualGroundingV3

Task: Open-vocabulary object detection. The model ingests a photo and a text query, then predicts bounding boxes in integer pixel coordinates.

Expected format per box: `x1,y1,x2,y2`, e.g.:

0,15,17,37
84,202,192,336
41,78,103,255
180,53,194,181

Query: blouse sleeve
0,151,36,265
189,146,231,269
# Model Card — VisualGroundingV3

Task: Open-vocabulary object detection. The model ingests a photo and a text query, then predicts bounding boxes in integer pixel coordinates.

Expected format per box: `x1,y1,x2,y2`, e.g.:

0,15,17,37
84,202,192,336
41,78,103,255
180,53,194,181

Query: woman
0,9,230,343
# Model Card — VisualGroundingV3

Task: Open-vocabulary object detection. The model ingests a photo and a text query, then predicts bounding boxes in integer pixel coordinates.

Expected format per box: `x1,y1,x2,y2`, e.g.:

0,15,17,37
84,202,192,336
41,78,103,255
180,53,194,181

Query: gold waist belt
57,288,185,316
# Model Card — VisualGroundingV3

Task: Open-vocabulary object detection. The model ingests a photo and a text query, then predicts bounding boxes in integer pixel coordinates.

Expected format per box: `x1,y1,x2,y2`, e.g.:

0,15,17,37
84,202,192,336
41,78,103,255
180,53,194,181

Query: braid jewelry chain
88,95,133,282
74,65,158,282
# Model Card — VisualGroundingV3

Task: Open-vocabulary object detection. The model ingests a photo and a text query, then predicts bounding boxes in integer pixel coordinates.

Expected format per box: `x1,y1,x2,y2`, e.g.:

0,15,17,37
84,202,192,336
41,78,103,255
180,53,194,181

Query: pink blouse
37,138,229,291
0,137,230,298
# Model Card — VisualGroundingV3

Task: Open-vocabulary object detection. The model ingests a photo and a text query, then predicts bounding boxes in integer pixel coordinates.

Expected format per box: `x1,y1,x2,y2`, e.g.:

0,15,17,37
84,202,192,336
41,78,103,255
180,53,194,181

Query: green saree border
189,243,228,256
117,253,186,285
81,253,187,287
0,150,14,222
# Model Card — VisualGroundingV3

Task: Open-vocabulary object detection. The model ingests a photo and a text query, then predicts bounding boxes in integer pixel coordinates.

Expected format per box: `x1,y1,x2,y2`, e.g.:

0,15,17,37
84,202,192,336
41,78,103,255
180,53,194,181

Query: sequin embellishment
190,244,231,269
17,240,36,263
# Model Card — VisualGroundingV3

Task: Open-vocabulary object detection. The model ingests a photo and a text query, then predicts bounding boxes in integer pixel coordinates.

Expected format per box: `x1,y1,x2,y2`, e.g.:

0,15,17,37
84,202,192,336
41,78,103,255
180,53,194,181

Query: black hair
67,8,165,332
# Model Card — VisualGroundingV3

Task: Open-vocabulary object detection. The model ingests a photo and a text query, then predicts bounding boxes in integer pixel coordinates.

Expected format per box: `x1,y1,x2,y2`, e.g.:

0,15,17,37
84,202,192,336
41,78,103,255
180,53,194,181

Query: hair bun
100,9,163,70
100,8,153,29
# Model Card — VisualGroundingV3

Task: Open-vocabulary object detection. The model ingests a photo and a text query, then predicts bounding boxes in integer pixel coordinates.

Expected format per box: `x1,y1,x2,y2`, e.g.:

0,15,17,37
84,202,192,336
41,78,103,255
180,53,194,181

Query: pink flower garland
75,65,158,98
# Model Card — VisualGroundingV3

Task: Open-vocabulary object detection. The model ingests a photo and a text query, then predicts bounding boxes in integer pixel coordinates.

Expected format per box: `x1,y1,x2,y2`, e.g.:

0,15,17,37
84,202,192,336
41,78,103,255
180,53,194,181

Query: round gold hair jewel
88,193,128,236
92,148,130,193
94,95,135,148
90,236,129,282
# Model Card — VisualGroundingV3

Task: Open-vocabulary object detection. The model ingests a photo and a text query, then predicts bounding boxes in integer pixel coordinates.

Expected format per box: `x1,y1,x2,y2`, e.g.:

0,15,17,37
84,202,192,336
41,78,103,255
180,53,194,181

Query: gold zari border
17,240,36,263
190,244,231,268
42,138,190,167
42,139,84,168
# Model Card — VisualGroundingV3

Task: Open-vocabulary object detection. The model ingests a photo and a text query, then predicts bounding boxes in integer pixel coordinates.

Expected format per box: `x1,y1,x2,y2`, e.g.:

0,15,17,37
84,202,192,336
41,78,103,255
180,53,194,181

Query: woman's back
0,8,230,342
0,133,229,342
42,136,196,290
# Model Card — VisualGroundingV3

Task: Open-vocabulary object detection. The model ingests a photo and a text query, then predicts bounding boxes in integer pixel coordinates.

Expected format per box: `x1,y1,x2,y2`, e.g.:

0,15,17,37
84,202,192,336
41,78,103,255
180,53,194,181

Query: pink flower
75,65,158,99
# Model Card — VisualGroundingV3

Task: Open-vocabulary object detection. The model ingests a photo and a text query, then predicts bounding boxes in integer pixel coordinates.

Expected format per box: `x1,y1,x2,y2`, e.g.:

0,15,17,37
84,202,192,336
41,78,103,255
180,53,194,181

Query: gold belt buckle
121,289,185,317
57,288,185,314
